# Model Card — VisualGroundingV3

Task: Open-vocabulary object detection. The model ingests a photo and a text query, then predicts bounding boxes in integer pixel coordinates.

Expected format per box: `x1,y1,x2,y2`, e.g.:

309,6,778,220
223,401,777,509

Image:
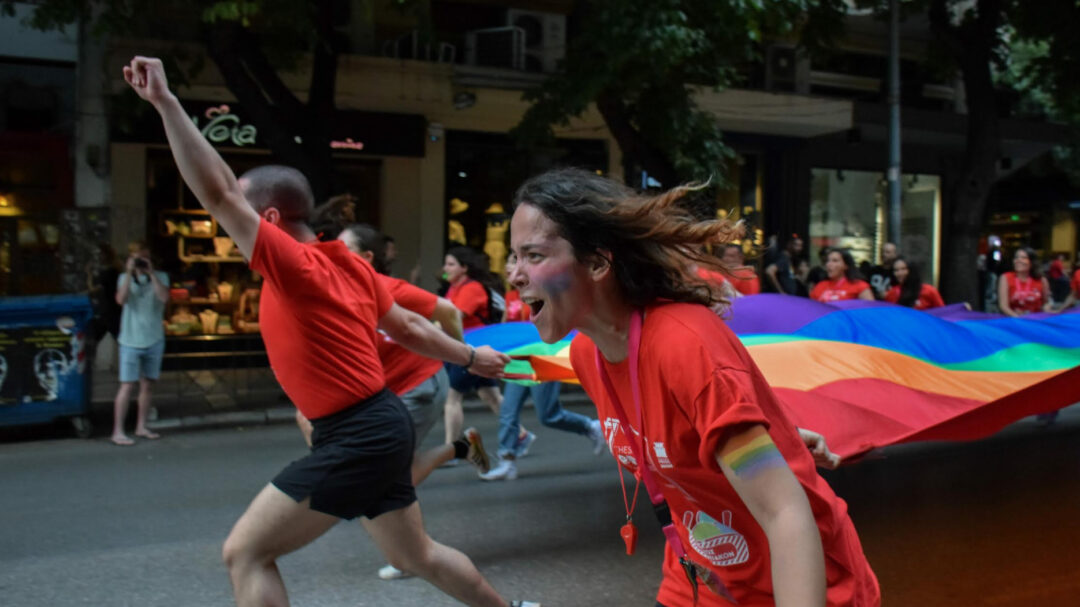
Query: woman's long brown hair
512,168,743,308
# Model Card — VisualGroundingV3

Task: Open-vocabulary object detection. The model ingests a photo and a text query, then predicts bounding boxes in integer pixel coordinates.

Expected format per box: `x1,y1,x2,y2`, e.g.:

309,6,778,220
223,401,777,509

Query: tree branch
927,0,965,60
307,0,338,117
596,90,678,186
204,24,301,154
232,26,307,120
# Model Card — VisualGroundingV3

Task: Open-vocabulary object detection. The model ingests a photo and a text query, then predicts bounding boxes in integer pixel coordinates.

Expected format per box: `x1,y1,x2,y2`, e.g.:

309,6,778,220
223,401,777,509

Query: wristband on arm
463,345,476,370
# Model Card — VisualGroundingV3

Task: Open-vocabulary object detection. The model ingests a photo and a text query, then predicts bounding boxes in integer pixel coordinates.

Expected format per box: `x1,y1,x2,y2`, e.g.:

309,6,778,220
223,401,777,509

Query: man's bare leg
443,388,465,445
111,382,135,445
362,501,505,607
412,444,455,485
222,484,339,607
133,377,160,439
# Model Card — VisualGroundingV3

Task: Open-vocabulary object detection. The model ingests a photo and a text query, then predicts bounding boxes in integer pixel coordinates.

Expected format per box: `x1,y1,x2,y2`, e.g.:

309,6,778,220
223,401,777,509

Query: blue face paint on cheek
535,266,574,294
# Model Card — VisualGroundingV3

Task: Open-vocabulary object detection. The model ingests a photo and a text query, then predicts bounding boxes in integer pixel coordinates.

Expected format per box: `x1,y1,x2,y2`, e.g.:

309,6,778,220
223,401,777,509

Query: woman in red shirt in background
998,247,1053,317
441,246,510,449
810,249,873,303
507,168,879,607
884,257,943,310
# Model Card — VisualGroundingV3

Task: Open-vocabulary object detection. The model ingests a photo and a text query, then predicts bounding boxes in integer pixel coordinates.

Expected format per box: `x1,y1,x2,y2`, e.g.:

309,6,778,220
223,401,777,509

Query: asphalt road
3,402,1079,606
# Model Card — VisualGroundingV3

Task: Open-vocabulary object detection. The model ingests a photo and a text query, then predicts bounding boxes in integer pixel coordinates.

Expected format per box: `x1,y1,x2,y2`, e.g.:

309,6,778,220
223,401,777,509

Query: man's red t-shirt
377,276,444,395
883,283,944,310
570,303,879,607
1072,269,1080,297
447,279,489,329
1003,271,1045,313
250,221,392,419
810,277,871,303
505,289,530,321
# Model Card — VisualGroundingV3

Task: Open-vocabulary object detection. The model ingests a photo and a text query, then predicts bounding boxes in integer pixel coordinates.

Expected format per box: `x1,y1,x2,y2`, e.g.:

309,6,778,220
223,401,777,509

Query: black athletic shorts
272,389,417,520
445,361,497,393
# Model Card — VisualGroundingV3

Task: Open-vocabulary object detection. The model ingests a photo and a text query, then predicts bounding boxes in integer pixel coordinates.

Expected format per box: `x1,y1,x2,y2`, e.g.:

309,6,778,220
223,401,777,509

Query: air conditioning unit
464,26,525,70
765,45,799,92
506,9,566,73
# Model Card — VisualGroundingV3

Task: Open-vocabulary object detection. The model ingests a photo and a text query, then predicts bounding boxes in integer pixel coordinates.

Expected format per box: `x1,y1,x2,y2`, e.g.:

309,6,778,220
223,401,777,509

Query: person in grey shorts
400,367,449,450
111,241,169,446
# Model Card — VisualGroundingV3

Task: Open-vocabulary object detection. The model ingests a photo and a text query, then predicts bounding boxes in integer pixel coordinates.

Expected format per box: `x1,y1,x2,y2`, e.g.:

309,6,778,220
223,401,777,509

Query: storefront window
444,131,607,275
715,153,764,254
809,169,941,285
145,149,381,339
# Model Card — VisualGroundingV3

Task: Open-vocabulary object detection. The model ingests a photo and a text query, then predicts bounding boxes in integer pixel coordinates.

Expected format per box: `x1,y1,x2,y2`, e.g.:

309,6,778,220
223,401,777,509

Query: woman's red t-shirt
883,283,944,310
1003,272,1045,313
377,276,444,395
570,303,880,606
810,278,871,303
446,279,489,329
694,266,761,297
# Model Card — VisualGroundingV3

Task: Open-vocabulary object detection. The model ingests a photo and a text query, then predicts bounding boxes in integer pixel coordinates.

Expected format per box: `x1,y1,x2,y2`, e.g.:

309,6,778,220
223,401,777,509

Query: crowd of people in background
745,233,1080,314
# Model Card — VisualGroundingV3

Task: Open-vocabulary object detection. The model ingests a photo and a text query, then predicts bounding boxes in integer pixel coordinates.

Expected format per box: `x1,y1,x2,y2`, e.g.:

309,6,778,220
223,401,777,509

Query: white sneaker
377,564,412,580
510,602,542,607
587,419,606,455
479,458,518,481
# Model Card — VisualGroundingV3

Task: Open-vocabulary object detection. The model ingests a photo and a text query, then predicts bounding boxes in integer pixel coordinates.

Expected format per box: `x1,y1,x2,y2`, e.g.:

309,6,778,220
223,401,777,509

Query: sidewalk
89,365,594,434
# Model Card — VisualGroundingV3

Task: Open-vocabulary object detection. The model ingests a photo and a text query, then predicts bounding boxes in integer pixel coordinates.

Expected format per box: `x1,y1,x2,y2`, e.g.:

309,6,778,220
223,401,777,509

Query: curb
144,392,597,433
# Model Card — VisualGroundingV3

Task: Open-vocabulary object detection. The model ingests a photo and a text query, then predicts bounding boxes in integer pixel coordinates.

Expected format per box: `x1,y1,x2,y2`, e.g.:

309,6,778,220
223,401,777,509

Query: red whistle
620,521,638,555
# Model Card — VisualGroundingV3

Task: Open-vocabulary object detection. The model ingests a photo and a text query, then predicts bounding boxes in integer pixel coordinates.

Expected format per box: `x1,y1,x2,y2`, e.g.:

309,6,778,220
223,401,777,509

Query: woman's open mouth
524,297,545,317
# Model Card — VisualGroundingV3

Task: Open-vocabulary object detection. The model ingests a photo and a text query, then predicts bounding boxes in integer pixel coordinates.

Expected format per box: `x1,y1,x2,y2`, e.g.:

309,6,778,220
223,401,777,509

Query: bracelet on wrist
464,345,476,370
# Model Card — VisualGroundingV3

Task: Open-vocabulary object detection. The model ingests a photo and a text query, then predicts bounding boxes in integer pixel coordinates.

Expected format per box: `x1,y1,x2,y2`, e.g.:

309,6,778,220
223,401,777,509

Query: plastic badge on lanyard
595,309,736,605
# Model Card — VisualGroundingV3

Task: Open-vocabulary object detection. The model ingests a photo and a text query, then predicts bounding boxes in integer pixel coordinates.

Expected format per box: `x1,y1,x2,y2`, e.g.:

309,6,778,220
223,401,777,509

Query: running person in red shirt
883,257,944,310
441,247,530,454
721,244,761,296
809,249,874,303
998,247,1053,317
297,223,492,486
507,168,879,607
123,57,538,607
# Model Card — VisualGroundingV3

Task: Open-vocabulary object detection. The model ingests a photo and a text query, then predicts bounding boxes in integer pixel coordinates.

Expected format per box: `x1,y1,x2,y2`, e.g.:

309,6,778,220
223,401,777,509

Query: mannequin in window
483,203,509,275
447,197,468,245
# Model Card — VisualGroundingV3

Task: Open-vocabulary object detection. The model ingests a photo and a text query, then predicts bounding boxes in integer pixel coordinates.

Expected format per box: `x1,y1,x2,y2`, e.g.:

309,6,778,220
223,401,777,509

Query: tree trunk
933,0,1003,305
595,91,679,188
204,23,336,202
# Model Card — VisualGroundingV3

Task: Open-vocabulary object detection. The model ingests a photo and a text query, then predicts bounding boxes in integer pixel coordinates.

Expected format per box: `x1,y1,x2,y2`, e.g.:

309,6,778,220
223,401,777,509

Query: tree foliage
513,0,848,189
2,0,421,201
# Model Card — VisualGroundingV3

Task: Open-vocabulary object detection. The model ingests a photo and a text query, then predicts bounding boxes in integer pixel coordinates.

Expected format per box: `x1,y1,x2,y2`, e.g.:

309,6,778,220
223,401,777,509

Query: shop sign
112,98,425,157
192,105,257,147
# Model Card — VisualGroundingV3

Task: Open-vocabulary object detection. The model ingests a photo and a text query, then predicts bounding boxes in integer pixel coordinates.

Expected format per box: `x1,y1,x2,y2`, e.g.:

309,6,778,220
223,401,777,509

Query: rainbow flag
465,295,1080,459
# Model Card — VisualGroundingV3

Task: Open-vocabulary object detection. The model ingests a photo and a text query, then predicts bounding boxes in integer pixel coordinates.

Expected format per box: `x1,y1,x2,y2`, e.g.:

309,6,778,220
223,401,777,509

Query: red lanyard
594,310,734,604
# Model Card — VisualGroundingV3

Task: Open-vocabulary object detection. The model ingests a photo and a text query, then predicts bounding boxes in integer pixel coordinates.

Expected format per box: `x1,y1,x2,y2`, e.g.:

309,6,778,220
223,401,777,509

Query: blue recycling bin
0,295,94,436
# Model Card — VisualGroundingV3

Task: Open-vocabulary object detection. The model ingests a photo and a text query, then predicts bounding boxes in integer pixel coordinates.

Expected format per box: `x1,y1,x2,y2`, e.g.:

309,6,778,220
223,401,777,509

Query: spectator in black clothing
764,235,803,295
794,256,811,298
806,247,831,293
868,242,899,299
